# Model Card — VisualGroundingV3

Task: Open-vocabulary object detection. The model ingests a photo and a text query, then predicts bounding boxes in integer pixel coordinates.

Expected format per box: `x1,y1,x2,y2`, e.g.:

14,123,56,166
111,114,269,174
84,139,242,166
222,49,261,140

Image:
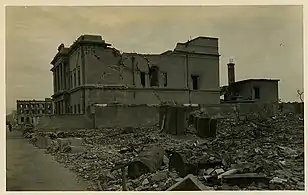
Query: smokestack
227,58,235,85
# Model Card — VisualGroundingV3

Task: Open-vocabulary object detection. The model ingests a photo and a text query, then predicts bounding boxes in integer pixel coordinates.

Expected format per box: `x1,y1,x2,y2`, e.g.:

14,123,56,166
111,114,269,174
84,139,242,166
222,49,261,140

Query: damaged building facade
16,98,53,125
50,35,221,115
221,60,279,103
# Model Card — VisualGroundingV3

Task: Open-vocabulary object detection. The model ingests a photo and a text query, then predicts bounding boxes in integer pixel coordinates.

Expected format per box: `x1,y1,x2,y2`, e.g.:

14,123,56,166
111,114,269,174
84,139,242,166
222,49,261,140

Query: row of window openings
140,72,199,90
55,104,81,114
55,69,81,91
20,110,48,114
19,104,50,109
20,117,31,123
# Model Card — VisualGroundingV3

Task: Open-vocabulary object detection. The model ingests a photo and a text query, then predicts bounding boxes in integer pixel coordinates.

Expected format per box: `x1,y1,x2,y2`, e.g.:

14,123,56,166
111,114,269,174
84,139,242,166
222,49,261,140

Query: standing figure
6,121,12,132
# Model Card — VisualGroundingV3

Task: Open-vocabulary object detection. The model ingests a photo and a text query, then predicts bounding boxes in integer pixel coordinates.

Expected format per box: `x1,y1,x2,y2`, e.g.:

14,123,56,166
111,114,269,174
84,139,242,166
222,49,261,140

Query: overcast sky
5,5,303,113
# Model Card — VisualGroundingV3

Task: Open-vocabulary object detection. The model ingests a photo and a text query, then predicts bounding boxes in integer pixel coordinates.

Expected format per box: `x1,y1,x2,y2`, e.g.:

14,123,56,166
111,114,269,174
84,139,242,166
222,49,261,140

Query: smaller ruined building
16,98,53,125
221,60,279,103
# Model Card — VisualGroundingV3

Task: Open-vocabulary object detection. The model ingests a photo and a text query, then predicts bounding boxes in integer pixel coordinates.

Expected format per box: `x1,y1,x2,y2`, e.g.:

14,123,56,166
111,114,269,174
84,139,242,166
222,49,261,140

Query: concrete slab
35,136,52,149
167,174,213,191
69,137,83,146
69,146,86,153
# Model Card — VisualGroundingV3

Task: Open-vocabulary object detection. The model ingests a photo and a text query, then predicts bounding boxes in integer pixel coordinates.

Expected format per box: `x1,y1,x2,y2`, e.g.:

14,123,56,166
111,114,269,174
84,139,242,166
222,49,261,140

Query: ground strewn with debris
23,112,304,191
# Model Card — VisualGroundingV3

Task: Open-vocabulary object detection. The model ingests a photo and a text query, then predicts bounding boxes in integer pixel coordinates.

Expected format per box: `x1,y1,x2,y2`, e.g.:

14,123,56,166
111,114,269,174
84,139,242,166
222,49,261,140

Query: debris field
23,112,304,191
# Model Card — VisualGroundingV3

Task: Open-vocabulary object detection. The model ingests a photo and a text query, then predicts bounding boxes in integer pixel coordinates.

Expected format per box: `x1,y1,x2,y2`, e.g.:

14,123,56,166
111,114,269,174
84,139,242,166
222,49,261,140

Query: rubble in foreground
25,112,304,191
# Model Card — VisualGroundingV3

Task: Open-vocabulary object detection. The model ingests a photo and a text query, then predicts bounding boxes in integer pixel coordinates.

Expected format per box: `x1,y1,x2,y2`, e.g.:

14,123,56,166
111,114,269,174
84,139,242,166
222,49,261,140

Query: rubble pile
27,112,304,191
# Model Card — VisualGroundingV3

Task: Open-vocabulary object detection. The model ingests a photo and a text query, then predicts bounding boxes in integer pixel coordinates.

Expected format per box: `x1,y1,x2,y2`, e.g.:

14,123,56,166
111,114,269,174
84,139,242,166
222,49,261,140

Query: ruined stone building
16,98,53,125
50,35,221,115
221,60,279,103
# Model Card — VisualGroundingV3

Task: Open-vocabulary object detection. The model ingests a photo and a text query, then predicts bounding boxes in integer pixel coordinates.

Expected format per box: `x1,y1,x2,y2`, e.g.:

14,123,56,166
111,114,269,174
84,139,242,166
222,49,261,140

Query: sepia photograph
5,5,304,191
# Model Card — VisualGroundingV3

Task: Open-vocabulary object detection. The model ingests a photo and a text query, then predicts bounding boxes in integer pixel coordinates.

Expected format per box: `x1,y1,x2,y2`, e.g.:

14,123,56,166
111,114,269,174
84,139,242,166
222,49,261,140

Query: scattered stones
270,177,288,184
23,111,304,191
215,168,225,175
142,179,149,185
151,172,168,182
205,168,215,175
167,174,214,191
218,169,238,179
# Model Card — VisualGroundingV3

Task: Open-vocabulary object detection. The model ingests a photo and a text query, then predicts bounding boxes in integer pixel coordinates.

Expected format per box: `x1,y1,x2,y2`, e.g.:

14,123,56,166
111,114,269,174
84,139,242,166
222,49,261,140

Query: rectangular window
78,69,81,86
21,117,24,123
70,72,73,88
61,101,64,114
66,72,69,90
74,105,76,114
163,72,168,87
60,66,63,90
191,75,199,90
74,71,77,88
254,87,260,99
78,104,80,114
149,67,159,87
140,72,145,87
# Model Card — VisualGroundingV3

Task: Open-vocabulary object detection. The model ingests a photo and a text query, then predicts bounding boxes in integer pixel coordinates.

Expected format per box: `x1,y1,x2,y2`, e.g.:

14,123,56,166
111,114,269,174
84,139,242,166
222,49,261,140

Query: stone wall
93,104,160,128
35,102,290,131
200,102,279,117
35,114,92,131
280,102,304,114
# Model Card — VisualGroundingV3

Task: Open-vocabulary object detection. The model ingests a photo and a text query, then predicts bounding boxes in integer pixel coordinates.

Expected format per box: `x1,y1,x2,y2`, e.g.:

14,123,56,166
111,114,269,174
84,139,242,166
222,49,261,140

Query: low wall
200,102,279,117
35,114,92,130
35,102,291,130
280,102,304,114
94,104,160,128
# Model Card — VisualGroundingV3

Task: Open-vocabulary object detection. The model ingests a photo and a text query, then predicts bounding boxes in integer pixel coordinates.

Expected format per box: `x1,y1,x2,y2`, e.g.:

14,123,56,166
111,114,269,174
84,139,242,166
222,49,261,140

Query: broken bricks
25,111,303,191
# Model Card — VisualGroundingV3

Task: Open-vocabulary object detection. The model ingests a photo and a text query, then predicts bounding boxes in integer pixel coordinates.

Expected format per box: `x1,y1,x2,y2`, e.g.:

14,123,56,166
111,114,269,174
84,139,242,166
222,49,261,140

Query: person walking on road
6,121,12,132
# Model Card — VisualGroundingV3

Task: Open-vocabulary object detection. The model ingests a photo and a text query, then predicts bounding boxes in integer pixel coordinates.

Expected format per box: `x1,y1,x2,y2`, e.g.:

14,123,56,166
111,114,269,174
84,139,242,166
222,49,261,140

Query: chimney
227,58,235,86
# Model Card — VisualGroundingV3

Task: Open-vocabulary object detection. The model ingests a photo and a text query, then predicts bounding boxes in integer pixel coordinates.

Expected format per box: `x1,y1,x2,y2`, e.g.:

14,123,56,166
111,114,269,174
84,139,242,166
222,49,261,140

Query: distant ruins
16,98,53,125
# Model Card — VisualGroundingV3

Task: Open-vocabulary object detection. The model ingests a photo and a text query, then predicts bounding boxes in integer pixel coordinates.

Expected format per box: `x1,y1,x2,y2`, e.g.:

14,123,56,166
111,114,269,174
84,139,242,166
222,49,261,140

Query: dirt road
6,129,88,191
